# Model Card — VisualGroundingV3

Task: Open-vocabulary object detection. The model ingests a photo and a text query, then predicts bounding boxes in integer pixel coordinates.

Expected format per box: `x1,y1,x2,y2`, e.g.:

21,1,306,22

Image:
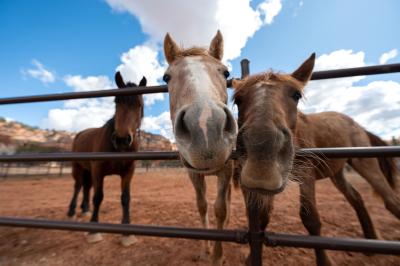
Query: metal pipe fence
1,60,400,265
0,146,399,163
1,217,399,255
0,63,399,105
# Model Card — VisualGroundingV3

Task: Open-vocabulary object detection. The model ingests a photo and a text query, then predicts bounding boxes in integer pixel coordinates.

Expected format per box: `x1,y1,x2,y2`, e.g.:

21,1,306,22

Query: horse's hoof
211,257,223,266
121,235,138,247
192,252,209,262
66,214,76,221
80,211,92,218
86,233,103,243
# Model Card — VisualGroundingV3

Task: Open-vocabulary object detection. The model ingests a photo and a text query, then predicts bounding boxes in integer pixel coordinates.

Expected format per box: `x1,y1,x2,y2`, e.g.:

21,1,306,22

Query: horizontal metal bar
265,232,400,255
0,63,399,105
1,217,399,254
310,63,400,80
0,151,180,162
0,147,399,162
0,85,168,105
298,146,400,158
0,217,247,243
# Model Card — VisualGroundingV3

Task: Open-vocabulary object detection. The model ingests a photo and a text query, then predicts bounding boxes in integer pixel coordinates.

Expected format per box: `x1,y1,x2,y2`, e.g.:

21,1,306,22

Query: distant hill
0,117,175,154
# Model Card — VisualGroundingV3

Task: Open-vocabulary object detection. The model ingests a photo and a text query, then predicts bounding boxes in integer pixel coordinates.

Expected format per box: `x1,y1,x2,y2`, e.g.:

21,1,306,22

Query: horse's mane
233,71,305,102
104,117,116,139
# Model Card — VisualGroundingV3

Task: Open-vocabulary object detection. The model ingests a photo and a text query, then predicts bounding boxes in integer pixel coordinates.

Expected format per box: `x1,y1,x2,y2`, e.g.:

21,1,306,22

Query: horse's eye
223,70,230,79
292,91,302,102
163,74,171,83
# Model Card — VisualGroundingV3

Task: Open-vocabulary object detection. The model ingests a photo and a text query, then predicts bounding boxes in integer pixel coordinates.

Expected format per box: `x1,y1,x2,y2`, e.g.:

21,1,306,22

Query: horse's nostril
280,127,291,140
175,109,190,139
125,135,132,145
222,106,237,135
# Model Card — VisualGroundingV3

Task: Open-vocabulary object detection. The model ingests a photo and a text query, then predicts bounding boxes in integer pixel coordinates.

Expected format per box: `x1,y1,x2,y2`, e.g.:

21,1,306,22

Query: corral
0,62,400,265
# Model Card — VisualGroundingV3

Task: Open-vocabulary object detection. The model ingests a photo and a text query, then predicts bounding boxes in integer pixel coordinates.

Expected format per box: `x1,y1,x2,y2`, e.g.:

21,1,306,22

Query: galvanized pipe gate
1,61,400,265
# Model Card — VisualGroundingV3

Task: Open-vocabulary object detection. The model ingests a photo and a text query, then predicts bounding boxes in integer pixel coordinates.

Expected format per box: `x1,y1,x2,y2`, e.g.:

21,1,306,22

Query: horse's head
112,71,146,150
232,53,315,195
163,31,237,173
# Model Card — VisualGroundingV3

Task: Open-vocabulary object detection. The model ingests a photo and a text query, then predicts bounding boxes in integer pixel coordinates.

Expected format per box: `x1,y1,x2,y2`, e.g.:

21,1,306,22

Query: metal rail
310,63,400,80
0,63,399,105
0,217,247,243
264,232,400,254
0,146,399,162
1,217,399,254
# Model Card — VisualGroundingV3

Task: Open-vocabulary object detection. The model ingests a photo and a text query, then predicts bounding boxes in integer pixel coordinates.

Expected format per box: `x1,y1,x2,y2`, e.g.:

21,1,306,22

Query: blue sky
0,0,399,139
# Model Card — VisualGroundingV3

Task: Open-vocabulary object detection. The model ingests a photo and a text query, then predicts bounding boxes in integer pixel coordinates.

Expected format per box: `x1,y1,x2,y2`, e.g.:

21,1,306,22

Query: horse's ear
115,71,126,89
164,33,181,64
292,53,315,83
139,76,147,87
209,30,224,61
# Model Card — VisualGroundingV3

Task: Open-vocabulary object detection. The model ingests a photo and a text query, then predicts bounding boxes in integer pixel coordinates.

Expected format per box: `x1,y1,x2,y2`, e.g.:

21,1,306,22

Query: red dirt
0,168,399,265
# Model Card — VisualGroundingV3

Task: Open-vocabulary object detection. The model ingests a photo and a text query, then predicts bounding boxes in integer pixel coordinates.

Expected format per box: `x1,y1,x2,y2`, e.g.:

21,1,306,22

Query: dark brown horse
67,72,146,246
232,54,399,265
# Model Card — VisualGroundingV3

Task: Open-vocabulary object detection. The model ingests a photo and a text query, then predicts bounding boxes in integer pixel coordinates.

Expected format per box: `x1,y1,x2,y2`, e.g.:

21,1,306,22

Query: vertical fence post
59,162,63,176
248,205,263,266
241,59,250,79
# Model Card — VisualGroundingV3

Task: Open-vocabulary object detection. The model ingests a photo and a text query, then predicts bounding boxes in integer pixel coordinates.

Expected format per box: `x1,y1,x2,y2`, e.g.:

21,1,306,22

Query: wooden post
59,162,63,176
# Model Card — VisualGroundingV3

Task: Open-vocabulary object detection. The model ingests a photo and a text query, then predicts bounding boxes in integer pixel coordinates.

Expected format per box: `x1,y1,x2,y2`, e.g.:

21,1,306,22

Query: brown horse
67,72,146,246
163,31,238,265
232,54,399,265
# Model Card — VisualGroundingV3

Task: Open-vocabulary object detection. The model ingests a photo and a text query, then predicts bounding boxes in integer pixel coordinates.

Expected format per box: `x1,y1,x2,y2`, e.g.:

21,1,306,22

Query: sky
0,0,399,140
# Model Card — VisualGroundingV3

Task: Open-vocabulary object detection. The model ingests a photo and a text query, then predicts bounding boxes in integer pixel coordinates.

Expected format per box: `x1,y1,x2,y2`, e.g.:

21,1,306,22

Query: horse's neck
293,111,312,148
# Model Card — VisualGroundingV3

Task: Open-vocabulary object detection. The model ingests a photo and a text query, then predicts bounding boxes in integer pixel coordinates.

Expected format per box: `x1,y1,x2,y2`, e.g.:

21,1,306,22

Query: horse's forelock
114,82,144,115
233,72,305,104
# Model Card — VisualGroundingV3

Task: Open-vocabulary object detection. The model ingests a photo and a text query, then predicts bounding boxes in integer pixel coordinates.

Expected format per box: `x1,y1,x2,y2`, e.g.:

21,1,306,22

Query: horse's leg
188,171,210,260
120,170,137,247
87,168,104,243
67,164,83,218
212,163,233,266
80,170,92,217
350,158,400,219
299,176,332,266
331,170,378,239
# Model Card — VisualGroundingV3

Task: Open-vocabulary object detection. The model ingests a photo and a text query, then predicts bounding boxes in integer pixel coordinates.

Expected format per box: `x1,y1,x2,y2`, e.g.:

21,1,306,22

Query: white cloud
141,111,174,141
300,50,400,139
258,0,282,24
106,0,282,61
41,75,115,131
41,103,114,132
22,59,55,84
41,74,174,140
116,43,166,106
379,48,398,64
63,75,113,92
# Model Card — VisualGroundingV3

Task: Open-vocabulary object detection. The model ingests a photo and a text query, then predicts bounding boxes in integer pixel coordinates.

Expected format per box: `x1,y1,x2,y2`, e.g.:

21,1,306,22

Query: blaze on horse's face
163,31,237,174
233,53,315,195
113,72,146,150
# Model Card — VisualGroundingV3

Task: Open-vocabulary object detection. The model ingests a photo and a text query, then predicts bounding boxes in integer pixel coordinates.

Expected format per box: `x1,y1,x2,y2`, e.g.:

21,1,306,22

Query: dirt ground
0,168,399,266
